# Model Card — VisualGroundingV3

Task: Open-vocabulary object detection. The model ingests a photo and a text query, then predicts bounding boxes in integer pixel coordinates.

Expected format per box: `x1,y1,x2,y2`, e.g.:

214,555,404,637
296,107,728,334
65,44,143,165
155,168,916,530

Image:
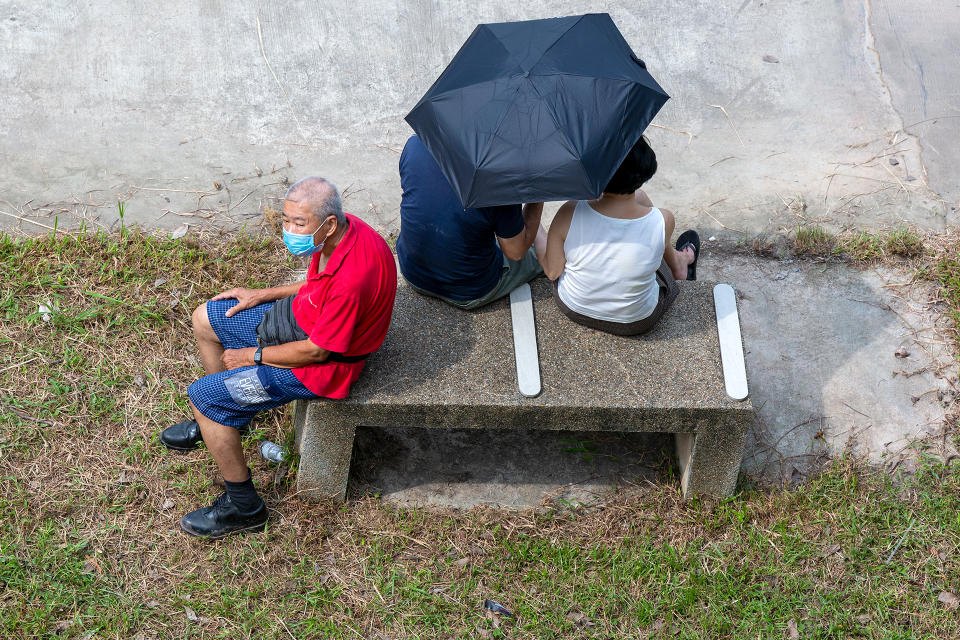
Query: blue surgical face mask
282,222,328,256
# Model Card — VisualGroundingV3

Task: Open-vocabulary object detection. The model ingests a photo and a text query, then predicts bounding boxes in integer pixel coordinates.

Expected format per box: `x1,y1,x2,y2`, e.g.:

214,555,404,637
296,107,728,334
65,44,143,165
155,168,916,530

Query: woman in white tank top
535,136,698,336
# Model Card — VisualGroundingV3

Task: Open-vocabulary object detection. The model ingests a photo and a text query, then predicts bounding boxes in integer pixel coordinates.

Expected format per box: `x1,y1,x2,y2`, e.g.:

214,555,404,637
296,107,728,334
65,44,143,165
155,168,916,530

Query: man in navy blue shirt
396,135,544,309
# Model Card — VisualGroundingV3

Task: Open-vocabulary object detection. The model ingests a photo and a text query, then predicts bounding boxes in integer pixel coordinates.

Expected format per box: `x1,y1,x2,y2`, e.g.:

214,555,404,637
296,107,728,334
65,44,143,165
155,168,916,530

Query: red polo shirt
291,214,397,398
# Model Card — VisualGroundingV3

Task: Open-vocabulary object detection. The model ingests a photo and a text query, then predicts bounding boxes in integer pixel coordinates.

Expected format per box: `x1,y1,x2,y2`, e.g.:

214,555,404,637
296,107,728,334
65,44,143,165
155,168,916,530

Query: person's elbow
498,235,529,261
304,341,330,363
542,262,564,281
501,246,528,261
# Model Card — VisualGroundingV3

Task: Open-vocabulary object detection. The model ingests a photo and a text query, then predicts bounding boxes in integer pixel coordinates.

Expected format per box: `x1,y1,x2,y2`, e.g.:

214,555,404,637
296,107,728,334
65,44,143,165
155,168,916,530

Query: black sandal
675,230,700,281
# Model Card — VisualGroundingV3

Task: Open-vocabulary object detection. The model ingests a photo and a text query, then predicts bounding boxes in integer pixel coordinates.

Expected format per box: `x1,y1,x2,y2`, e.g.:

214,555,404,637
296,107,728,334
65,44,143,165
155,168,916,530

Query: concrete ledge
295,277,752,500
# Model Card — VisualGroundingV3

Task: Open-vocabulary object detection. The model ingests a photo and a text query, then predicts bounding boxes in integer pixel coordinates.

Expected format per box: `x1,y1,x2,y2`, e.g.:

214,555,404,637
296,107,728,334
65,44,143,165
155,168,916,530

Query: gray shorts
407,245,543,310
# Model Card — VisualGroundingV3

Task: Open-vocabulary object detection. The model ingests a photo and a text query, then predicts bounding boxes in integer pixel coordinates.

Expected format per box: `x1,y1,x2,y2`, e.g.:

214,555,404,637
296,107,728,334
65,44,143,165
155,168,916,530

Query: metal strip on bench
713,283,749,400
509,283,542,397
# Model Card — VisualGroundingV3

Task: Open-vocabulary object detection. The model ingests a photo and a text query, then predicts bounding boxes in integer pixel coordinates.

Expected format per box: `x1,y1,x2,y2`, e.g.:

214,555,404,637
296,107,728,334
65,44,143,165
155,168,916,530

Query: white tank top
556,201,665,323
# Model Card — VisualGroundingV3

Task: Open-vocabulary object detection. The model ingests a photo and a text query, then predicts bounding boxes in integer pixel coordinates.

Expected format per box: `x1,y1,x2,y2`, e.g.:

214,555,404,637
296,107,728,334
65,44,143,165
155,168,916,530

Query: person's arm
212,280,307,318
221,339,328,370
660,208,687,281
497,202,544,260
538,201,575,280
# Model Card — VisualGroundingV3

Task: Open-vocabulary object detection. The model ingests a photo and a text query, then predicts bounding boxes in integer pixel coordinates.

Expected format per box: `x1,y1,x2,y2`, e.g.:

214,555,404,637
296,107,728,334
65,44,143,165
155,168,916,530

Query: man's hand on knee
212,288,264,318
222,347,256,370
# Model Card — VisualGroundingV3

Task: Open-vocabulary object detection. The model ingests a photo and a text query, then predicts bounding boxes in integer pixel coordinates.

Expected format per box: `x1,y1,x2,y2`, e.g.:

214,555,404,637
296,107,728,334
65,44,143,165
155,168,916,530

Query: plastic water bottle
259,440,286,463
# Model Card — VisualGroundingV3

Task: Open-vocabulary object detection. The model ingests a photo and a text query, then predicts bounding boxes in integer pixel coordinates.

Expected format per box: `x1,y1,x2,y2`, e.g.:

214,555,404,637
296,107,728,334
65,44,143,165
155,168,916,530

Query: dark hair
603,136,657,195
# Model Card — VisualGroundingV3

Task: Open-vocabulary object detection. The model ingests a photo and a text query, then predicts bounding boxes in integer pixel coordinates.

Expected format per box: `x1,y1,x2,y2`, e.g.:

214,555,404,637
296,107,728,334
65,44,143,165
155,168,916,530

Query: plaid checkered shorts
186,299,319,428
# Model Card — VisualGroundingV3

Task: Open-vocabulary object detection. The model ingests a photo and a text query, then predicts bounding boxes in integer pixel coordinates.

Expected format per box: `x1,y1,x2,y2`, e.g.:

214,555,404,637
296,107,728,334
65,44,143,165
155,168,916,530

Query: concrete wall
1,0,956,235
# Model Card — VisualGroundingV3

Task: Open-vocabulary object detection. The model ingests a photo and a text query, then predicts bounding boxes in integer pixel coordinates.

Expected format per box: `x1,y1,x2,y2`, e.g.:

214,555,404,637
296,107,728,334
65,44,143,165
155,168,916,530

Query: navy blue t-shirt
396,135,524,301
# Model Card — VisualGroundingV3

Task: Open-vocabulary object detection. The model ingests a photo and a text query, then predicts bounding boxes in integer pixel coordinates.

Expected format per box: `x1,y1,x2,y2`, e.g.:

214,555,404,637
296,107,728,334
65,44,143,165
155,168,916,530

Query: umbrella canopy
405,13,669,209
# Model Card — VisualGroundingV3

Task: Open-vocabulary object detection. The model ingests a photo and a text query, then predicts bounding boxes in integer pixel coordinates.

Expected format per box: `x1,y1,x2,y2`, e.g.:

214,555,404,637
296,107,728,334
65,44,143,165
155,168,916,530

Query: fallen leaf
566,611,595,629
468,544,484,555
171,224,189,240
786,618,800,639
161,499,175,510
213,181,222,190
52,619,72,633
454,557,470,569
145,599,160,609
820,544,842,559
184,606,198,621
763,54,780,63
153,277,167,287
82,555,102,575
855,614,870,624
939,591,959,609
895,347,910,358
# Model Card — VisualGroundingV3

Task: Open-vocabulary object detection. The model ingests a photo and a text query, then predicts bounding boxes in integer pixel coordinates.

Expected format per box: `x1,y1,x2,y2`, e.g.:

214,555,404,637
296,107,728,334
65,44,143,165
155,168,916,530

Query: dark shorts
186,299,319,428
552,259,680,336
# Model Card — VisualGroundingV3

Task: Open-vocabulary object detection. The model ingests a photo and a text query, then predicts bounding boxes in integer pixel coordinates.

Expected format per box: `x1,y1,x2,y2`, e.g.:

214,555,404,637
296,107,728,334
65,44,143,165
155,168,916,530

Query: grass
933,237,960,331
793,225,835,256
791,224,925,263
1,228,959,638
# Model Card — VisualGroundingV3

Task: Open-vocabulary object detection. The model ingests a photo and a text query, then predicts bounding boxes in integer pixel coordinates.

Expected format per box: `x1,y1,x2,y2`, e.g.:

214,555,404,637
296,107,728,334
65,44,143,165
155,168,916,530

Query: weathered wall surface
1,0,957,235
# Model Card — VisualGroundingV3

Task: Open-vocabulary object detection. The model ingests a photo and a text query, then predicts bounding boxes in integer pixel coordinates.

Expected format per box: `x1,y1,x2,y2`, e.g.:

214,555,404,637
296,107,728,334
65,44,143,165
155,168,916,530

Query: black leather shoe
160,420,203,451
179,492,267,539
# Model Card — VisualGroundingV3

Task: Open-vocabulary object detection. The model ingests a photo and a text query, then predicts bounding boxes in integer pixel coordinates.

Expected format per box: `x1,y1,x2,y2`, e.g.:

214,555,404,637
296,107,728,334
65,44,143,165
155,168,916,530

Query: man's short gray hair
284,177,345,225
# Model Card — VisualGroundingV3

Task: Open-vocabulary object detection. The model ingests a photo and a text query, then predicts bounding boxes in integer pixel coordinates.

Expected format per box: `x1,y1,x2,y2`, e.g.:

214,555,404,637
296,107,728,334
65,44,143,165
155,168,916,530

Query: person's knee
192,303,216,340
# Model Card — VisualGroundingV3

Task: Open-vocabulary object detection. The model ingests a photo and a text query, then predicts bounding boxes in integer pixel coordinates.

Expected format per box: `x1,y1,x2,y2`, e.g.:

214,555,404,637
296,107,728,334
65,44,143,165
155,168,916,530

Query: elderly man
397,135,545,309
160,177,397,538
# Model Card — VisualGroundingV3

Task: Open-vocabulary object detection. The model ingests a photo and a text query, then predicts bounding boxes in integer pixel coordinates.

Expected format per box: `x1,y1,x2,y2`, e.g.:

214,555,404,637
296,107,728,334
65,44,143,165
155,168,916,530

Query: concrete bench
293,277,753,501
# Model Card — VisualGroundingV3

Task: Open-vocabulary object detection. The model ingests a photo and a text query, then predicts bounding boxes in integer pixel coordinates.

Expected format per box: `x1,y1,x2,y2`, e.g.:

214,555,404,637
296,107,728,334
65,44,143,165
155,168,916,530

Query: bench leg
293,400,356,502
675,417,748,498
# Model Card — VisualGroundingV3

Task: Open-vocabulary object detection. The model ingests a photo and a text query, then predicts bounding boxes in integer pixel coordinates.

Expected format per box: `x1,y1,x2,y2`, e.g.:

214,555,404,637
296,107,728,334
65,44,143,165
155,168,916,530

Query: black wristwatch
253,347,263,365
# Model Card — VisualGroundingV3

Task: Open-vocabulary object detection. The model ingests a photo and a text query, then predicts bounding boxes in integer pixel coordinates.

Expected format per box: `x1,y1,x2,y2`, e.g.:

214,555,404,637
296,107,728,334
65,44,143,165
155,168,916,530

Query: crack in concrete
861,0,933,192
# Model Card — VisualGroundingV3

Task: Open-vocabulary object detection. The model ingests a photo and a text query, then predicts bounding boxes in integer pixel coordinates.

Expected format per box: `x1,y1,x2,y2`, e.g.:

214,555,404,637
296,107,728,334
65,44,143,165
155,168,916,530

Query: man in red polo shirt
158,176,397,538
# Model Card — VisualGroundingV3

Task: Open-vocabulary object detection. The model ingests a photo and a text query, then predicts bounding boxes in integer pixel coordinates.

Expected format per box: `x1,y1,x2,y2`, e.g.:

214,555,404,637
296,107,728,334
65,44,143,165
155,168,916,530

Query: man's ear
324,215,338,237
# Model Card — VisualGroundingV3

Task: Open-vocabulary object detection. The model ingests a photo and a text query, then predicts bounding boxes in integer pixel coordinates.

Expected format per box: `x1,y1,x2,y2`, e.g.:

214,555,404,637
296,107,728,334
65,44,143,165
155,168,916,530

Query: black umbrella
405,13,669,209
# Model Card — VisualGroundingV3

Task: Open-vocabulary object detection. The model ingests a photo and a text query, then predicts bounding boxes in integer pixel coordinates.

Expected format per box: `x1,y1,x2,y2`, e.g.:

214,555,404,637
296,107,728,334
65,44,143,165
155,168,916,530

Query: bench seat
293,277,753,500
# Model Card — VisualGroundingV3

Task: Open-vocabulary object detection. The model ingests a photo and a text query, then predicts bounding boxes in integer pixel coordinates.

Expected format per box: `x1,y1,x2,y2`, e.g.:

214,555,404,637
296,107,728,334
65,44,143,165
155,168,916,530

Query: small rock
763,54,780,63
855,614,871,624
133,375,145,387
708,236,716,241
184,606,198,621
939,591,959,609
774,271,788,280
213,181,222,191
889,157,900,166
454,557,470,569
894,347,910,358
786,619,800,638
145,599,160,609
161,499,175,510
153,277,168,287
